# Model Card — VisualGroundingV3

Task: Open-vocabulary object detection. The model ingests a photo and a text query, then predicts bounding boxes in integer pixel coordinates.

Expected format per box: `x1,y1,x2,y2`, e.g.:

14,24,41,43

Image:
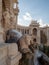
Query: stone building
17,20,49,45
17,20,40,44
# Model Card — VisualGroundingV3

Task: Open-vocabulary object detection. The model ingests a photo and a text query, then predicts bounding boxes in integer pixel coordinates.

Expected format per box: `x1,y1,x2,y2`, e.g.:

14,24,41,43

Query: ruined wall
2,0,19,31
2,0,19,41
0,0,22,65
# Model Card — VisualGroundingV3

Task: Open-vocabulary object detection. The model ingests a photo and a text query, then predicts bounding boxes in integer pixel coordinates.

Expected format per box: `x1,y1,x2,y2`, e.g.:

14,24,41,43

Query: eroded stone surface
0,43,22,65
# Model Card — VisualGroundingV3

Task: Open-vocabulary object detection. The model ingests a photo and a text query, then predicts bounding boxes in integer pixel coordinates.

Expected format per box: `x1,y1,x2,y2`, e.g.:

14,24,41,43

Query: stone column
37,28,40,44
46,27,49,45
12,0,19,29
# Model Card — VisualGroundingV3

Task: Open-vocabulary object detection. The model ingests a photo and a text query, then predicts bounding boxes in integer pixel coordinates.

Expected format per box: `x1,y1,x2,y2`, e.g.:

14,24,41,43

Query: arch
33,28,37,36
33,38,36,42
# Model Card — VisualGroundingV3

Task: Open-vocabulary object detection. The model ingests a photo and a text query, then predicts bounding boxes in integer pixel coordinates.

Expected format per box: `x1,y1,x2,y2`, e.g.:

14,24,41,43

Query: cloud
23,12,32,21
18,12,49,27
18,12,32,26
18,18,23,25
18,17,30,26
38,19,46,27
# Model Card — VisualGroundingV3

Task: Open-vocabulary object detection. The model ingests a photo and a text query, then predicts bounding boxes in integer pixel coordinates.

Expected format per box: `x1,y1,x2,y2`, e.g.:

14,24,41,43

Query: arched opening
33,38,36,42
33,28,37,36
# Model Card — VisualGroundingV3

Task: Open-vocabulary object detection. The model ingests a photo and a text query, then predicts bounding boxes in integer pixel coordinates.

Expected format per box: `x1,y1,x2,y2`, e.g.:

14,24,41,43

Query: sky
18,0,49,27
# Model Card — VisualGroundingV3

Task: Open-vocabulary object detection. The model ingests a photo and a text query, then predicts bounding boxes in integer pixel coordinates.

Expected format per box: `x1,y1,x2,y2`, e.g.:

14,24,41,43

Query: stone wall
0,43,22,65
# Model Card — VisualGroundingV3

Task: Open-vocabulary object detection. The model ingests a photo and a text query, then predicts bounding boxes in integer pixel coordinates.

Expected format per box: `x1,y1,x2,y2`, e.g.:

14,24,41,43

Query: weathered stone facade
0,0,22,65
0,43,22,65
1,0,19,41
2,0,19,30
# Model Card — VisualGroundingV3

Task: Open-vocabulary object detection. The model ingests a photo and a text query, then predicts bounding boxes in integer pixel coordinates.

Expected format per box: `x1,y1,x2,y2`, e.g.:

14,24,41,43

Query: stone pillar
13,0,19,29
37,28,40,44
29,29,32,35
46,27,49,45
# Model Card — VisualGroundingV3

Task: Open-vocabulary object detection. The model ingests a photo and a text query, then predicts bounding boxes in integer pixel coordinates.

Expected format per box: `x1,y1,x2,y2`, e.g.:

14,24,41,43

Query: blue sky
18,0,49,27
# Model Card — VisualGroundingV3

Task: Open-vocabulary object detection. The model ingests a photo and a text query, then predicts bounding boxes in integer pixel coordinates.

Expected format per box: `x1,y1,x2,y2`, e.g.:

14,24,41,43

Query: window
33,28,37,35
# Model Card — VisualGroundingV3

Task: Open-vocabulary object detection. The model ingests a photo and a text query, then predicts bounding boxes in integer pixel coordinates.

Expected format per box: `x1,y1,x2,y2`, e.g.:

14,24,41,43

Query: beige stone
2,0,19,39
0,44,7,65
7,43,18,56
0,43,22,65
7,43,22,65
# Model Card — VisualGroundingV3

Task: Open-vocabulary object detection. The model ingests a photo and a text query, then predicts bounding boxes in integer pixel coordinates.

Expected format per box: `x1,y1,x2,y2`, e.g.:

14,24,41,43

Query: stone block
0,44,7,60
7,43,18,56
0,44,8,65
0,43,22,65
7,52,22,65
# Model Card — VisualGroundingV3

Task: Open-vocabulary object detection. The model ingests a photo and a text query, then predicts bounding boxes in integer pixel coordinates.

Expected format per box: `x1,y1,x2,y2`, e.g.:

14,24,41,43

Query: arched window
33,28,37,35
